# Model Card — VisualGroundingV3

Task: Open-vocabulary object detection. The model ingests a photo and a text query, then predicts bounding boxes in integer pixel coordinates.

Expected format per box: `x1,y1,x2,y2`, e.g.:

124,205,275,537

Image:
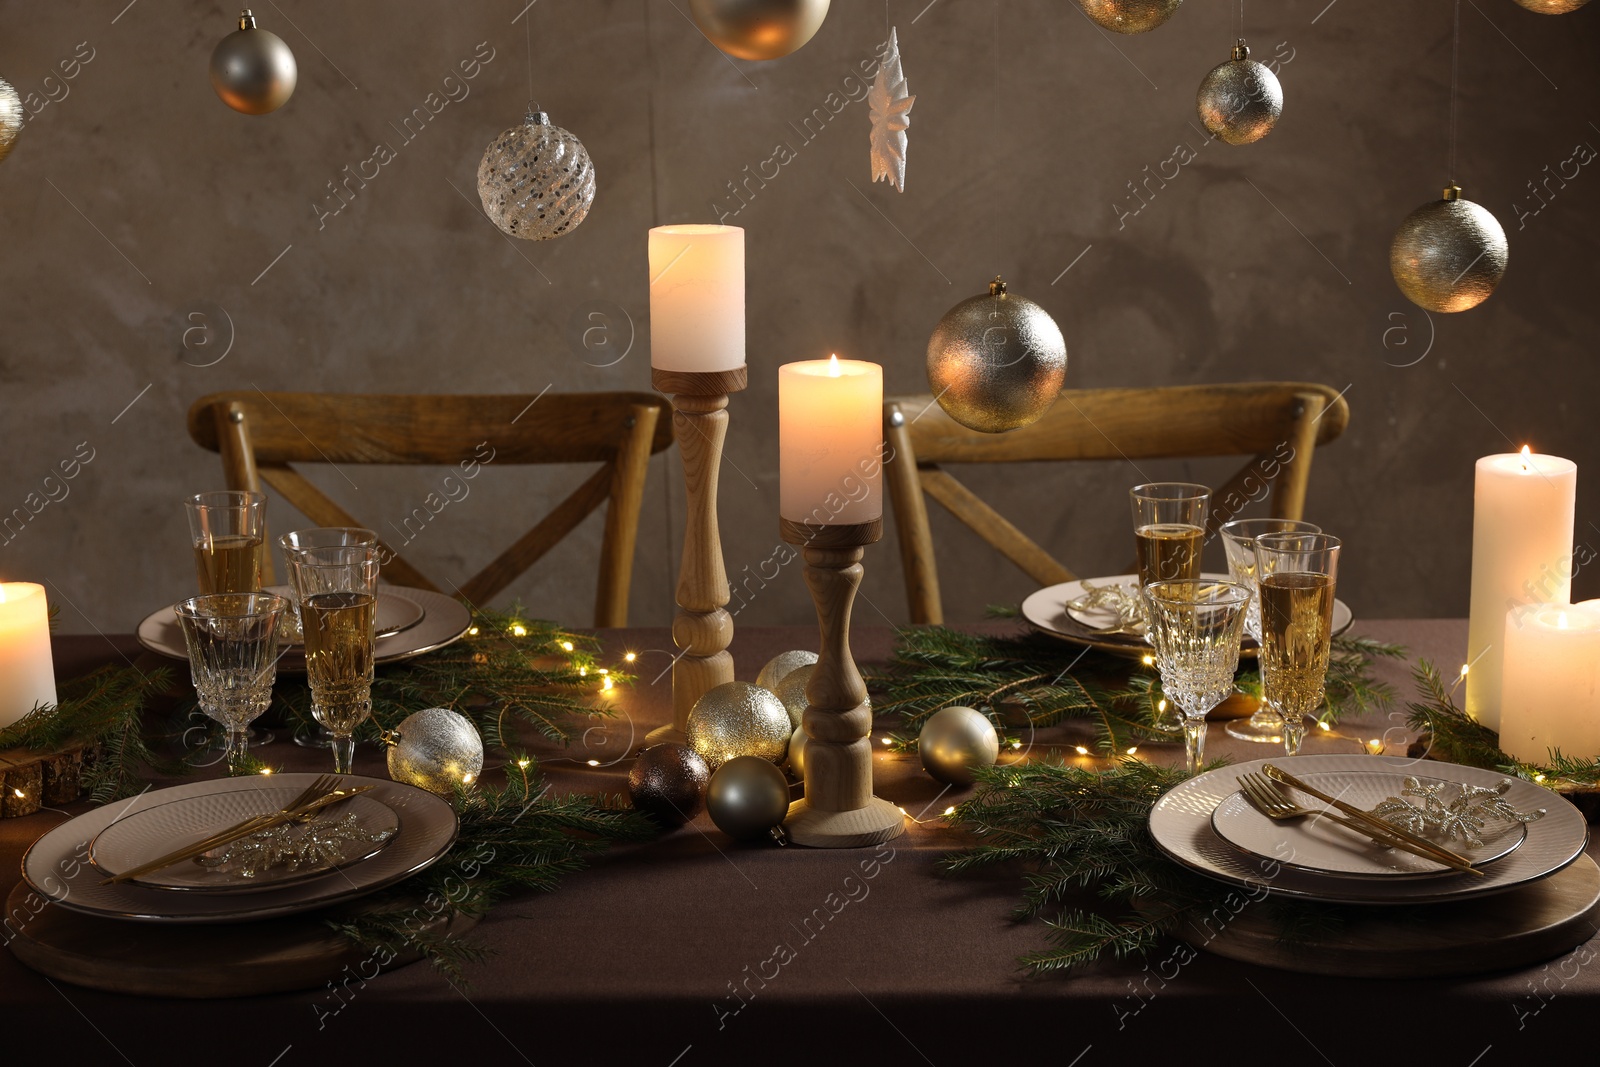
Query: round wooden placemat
1191,853,1600,978
3,881,478,998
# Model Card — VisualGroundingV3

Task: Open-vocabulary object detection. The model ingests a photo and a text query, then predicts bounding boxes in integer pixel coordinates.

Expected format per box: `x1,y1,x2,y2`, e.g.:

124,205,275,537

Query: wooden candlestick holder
778,517,906,848
645,365,749,747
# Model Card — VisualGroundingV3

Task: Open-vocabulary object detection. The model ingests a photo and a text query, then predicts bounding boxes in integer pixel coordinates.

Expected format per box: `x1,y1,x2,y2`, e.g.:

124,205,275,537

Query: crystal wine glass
173,592,287,775
285,544,380,774
1142,579,1251,772
1219,517,1321,744
1129,483,1211,590
1253,532,1342,757
279,528,382,750
185,491,266,595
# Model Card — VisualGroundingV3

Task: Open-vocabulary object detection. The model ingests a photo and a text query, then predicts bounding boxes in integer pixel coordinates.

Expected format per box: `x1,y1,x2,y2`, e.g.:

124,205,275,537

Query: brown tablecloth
2,620,1593,1064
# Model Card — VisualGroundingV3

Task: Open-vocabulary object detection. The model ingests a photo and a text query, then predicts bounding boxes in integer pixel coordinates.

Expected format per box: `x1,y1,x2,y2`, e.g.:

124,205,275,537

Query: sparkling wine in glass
1129,483,1210,589
1142,579,1250,772
186,491,266,595
286,545,380,774
1254,532,1341,756
1219,517,1322,744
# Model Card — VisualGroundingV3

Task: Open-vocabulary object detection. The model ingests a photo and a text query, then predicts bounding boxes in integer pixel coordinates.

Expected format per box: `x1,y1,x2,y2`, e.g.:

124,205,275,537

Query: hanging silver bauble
1077,0,1183,34
927,277,1067,434
1513,0,1590,12
686,681,791,769
385,708,484,795
0,77,22,164
1196,42,1282,146
688,0,831,61
917,706,1000,786
477,111,596,240
785,725,809,779
210,10,297,116
1389,185,1509,313
706,755,791,841
627,743,709,827
754,649,817,692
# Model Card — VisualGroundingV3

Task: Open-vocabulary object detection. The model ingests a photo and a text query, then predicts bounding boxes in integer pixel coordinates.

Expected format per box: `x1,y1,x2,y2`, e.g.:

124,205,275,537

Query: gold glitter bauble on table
0,77,22,164
385,708,484,795
785,725,809,779
918,706,999,786
927,277,1067,434
1390,185,1509,313
754,649,817,692
209,10,297,116
627,743,709,827
686,681,791,769
1513,0,1590,13
1077,0,1183,34
688,0,831,61
706,756,791,841
1196,42,1282,146
477,111,596,241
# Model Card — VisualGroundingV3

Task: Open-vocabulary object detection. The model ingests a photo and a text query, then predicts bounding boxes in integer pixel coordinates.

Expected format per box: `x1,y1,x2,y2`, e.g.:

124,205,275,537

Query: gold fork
1237,772,1482,877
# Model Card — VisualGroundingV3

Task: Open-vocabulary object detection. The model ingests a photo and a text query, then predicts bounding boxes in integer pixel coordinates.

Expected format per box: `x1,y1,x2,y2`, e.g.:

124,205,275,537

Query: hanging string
526,10,536,113
1238,0,1245,41
1448,0,1461,184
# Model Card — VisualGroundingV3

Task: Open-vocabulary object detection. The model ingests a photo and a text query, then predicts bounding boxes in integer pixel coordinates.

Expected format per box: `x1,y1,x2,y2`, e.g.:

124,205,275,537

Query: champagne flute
1253,532,1342,756
186,491,266,595
285,545,380,774
1129,483,1210,589
1219,517,1322,744
1142,580,1250,772
173,592,287,775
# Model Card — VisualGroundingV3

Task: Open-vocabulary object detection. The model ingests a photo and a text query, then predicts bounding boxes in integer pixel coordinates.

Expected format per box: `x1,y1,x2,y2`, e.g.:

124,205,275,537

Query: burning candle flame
1520,444,1532,472
827,354,841,377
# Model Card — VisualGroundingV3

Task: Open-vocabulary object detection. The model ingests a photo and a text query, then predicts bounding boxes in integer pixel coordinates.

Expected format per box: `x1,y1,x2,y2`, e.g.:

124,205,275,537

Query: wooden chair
187,391,674,627
883,382,1350,624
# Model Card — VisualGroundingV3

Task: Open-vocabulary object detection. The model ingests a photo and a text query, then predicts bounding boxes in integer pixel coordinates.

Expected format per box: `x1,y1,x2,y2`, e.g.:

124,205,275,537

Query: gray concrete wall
2,0,1597,638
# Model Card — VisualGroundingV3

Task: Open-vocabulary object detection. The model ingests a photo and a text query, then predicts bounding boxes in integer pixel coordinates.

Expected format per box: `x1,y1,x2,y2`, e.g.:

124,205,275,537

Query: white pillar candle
0,582,57,728
779,356,883,526
1498,602,1600,764
1465,448,1577,731
648,224,745,373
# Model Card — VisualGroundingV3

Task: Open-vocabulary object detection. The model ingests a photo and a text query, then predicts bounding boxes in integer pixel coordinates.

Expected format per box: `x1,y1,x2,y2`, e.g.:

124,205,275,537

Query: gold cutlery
1262,763,1477,870
1237,772,1483,876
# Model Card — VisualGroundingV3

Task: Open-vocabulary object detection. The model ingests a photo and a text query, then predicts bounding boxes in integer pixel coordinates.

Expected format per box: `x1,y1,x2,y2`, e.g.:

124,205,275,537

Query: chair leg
594,403,660,628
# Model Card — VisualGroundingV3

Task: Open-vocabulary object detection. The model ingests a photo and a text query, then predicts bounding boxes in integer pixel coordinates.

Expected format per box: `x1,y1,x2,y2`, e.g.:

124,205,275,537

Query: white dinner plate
1148,754,1587,905
137,586,473,673
1021,574,1353,658
88,787,399,893
1209,770,1528,879
23,773,458,923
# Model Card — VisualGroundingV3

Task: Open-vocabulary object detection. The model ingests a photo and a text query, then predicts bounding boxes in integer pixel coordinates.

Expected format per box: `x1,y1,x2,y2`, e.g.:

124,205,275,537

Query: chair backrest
882,382,1350,624
187,391,674,627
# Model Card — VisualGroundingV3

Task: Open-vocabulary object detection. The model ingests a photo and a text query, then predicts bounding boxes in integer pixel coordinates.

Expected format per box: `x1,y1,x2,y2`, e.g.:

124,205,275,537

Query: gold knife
1262,763,1477,869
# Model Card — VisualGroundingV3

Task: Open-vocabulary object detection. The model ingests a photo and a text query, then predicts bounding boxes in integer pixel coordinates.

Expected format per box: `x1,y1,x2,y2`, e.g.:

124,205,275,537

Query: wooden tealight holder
645,366,749,746
779,518,905,848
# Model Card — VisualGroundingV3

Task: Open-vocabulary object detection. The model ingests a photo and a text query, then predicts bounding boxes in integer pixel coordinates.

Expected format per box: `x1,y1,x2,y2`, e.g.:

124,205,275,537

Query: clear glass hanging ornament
476,110,596,240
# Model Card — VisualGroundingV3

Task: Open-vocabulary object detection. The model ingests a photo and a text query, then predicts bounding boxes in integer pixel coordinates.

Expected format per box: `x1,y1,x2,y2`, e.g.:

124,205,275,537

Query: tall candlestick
647,224,747,744
778,356,883,525
1465,447,1577,731
0,583,57,729
1499,603,1600,764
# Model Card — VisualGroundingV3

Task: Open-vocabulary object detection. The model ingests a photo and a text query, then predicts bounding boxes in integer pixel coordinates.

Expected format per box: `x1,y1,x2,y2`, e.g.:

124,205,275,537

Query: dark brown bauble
627,743,710,827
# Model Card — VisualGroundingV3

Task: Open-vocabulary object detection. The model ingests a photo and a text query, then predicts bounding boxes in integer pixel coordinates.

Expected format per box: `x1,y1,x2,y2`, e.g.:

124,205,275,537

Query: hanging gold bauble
1512,0,1590,13
688,0,831,61
1389,185,1509,314
1196,42,1283,146
926,277,1067,434
210,10,297,116
0,77,21,164
1077,0,1183,34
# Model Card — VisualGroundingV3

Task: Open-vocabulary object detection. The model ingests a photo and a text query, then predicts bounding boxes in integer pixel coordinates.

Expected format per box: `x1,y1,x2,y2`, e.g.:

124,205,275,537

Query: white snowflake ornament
1370,776,1545,849
869,28,915,191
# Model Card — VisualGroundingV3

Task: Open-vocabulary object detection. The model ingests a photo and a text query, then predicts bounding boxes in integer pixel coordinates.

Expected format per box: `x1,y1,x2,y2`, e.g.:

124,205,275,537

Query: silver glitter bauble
1077,0,1183,34
754,649,818,692
686,681,791,769
927,277,1067,434
627,743,709,827
1196,42,1282,146
688,0,831,61
918,706,1000,786
1390,186,1508,313
477,111,596,241
385,708,484,795
785,725,809,779
0,77,21,164
706,755,790,840
1513,0,1590,12
773,665,814,729
210,10,297,116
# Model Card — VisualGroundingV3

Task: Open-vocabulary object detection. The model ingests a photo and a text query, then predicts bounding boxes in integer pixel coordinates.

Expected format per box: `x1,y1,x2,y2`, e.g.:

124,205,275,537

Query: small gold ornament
1389,185,1509,313
384,708,484,795
706,756,791,840
688,0,831,61
754,649,817,692
772,664,814,729
210,10,297,116
1513,0,1589,12
0,77,22,164
686,681,791,769
1196,41,1282,146
918,706,1000,786
927,277,1067,434
627,743,709,827
786,725,809,779
1077,0,1183,34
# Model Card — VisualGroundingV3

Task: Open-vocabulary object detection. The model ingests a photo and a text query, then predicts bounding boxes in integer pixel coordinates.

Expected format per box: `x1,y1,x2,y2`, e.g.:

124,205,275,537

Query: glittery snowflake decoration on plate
1370,776,1545,849
198,813,395,879
868,27,915,191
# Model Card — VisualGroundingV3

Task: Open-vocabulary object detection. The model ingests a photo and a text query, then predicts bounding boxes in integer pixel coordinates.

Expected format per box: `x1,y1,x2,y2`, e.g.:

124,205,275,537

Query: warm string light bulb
511,624,527,637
